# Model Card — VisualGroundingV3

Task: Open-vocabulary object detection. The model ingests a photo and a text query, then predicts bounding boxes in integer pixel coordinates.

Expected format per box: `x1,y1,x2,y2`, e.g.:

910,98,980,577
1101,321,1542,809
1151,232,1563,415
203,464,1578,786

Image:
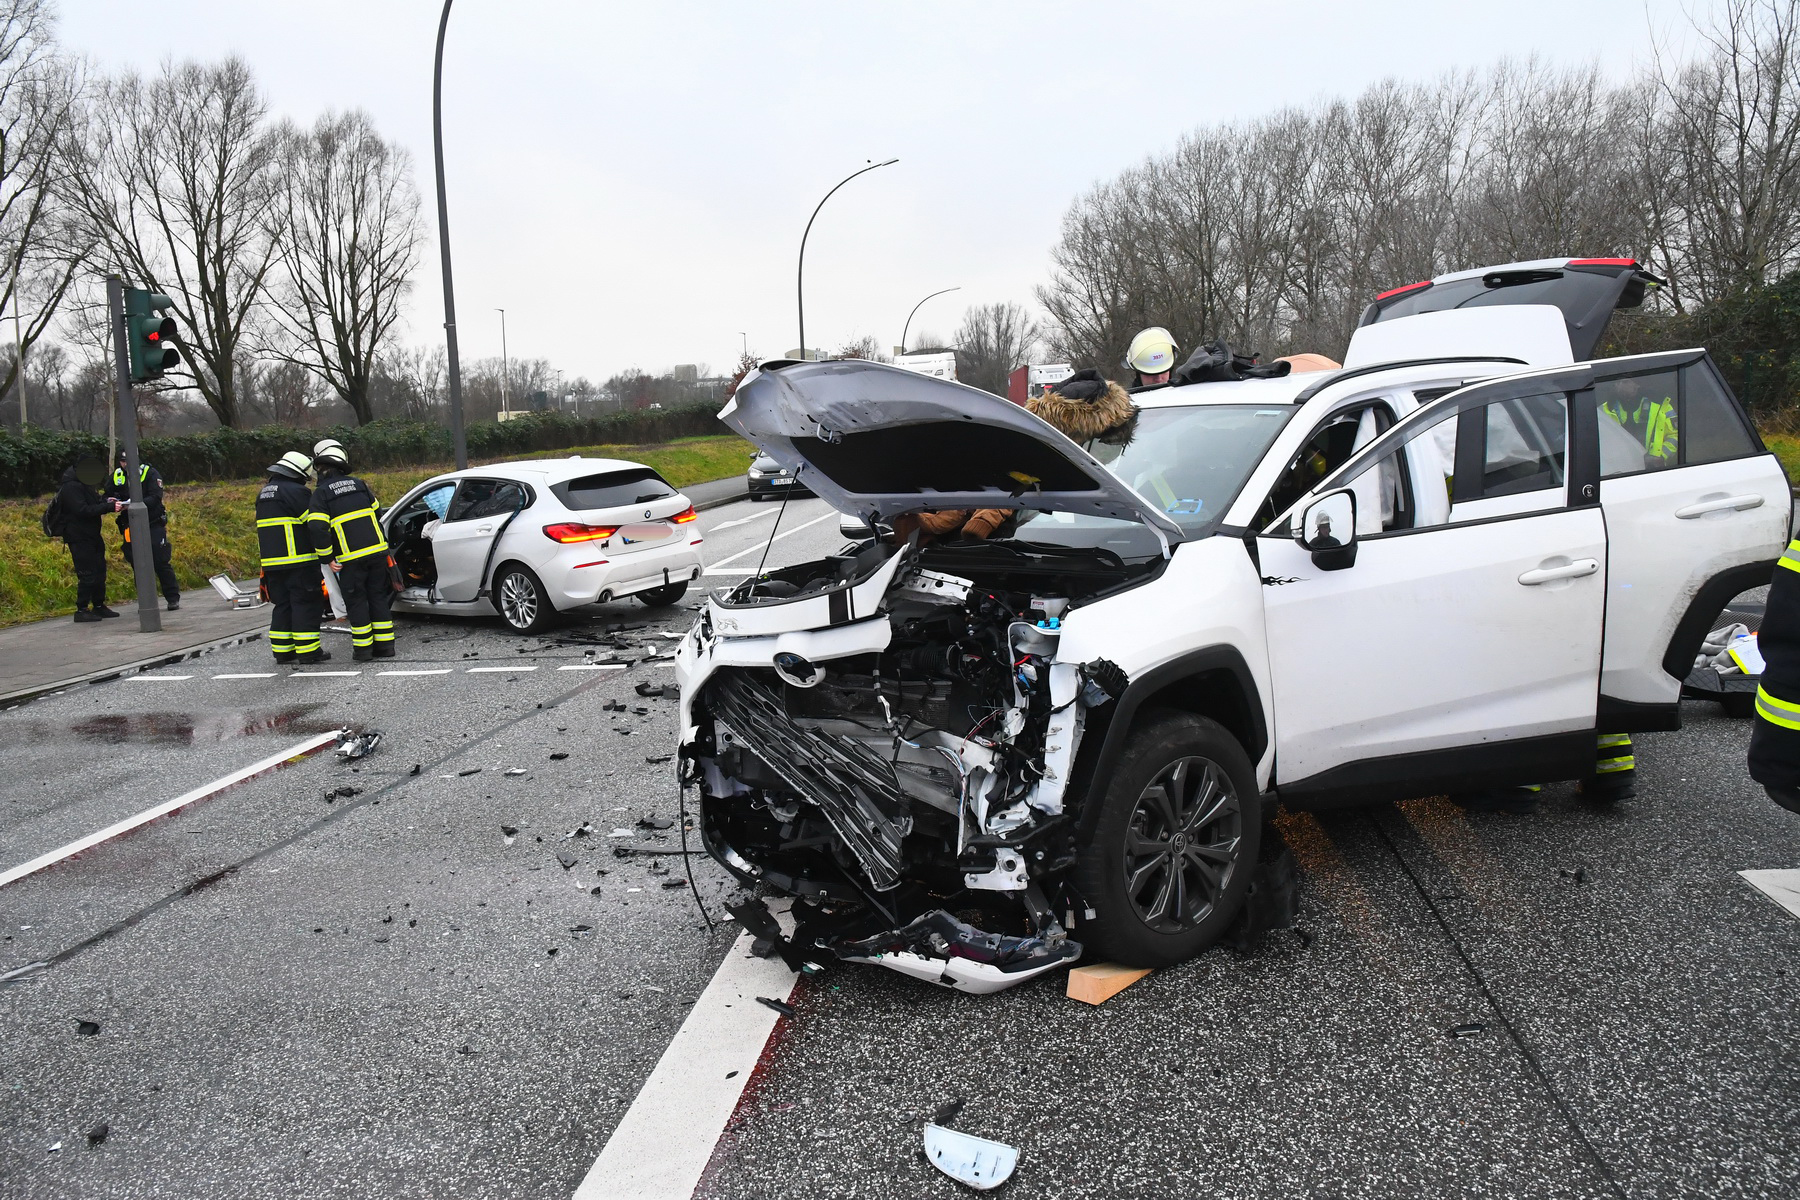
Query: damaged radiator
705,670,914,891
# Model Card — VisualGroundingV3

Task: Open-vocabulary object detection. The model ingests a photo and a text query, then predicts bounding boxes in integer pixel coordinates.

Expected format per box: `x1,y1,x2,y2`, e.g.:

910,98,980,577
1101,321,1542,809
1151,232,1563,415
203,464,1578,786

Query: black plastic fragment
1448,1023,1488,1038
755,996,796,1016
458,767,481,777
638,814,674,830
409,764,422,776
556,852,578,871
500,825,518,838
549,752,569,761
76,1020,100,1036
85,1123,108,1148
661,878,689,889
1559,866,1588,884
635,682,678,699
646,754,673,764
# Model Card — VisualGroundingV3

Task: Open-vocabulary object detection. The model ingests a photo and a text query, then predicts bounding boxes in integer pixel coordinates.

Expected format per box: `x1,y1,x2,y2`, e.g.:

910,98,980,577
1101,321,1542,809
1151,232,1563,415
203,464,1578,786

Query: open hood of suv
721,359,1186,541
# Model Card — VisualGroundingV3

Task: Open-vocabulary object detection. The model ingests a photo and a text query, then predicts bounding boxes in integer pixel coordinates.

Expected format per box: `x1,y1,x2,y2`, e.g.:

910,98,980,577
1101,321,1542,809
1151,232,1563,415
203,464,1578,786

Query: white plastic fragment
923,1123,1017,1190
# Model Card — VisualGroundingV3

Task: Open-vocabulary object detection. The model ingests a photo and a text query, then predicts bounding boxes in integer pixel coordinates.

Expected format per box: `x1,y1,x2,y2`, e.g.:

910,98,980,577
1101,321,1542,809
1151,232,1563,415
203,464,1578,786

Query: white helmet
270,451,313,481
313,438,348,469
1124,327,1178,375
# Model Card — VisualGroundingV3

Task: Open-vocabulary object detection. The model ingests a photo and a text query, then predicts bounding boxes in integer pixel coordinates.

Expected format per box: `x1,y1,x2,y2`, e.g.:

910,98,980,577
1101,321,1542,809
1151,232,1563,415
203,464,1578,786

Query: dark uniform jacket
108,462,169,530
256,475,318,569
308,469,388,564
1748,539,1800,812
56,465,111,542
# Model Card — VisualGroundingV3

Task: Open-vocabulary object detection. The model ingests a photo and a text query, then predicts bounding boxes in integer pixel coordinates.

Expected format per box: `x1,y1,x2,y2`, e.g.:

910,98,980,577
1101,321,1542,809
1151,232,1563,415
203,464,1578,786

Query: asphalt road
2,493,1797,1199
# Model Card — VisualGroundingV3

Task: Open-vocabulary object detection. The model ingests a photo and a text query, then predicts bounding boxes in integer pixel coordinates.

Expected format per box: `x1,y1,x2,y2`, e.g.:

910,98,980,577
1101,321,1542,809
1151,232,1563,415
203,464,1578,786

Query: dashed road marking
468,665,535,673
129,674,191,682
0,730,340,890
558,664,627,671
291,670,361,677
212,673,277,680
377,669,453,676
1741,869,1800,920
576,906,798,1200
704,507,780,534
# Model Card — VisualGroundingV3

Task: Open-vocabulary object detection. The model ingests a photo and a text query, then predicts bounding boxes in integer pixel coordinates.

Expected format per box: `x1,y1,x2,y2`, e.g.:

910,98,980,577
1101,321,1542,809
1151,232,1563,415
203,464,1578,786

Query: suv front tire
1073,711,1261,967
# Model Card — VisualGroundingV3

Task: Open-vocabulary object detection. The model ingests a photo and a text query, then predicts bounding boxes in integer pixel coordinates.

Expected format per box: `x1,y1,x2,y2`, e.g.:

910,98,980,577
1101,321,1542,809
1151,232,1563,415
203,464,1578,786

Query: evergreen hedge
0,402,725,498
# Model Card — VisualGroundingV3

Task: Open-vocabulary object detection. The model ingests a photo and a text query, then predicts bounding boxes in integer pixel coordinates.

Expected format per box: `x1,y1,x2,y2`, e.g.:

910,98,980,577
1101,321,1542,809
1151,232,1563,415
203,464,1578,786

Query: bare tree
954,302,1040,396
63,56,280,427
0,0,82,415
266,108,422,426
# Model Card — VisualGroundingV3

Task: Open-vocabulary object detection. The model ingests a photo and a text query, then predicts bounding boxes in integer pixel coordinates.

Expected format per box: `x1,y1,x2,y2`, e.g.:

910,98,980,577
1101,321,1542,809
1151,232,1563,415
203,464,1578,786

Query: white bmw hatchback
381,456,705,633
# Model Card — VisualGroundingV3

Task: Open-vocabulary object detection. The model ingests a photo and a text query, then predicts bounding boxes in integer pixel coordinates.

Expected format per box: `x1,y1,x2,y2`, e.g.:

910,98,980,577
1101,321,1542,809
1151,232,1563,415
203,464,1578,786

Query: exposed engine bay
678,537,1153,992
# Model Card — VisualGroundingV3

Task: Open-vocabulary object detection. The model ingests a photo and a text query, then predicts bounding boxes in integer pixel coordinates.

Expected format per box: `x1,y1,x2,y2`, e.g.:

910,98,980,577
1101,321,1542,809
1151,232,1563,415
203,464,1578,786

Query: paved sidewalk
0,592,269,708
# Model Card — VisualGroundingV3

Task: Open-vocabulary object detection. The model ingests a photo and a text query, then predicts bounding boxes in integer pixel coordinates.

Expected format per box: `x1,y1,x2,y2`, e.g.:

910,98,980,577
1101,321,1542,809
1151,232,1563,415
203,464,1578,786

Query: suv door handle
1675,494,1764,519
476,524,493,534
1519,558,1599,585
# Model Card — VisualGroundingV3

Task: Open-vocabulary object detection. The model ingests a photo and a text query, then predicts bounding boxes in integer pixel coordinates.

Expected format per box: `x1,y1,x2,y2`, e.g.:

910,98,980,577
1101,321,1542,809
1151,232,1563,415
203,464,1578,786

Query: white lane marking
0,731,340,890
558,664,627,671
704,507,779,534
468,665,535,673
576,912,798,1200
130,675,191,682
291,670,360,677
212,673,277,680
1741,869,1800,920
704,511,837,572
377,669,453,676
702,568,760,576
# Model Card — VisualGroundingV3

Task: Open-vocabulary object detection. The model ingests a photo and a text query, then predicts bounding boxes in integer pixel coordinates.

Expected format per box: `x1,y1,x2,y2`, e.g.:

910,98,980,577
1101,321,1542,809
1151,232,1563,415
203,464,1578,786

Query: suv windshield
1009,403,1295,559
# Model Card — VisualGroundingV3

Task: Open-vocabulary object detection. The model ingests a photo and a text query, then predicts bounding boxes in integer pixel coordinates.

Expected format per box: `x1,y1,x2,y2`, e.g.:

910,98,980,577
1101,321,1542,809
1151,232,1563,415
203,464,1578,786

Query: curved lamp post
796,158,897,360
899,286,960,355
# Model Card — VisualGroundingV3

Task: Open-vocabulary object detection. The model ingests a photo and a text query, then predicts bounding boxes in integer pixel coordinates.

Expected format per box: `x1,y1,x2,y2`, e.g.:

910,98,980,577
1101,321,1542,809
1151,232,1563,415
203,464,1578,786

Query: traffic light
125,288,180,382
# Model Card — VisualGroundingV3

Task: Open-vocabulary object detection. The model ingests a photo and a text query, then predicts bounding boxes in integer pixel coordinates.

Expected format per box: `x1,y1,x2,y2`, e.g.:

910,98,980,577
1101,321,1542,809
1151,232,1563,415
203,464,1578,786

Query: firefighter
1748,534,1800,815
108,450,181,610
256,451,329,666
308,439,395,661
1123,327,1179,389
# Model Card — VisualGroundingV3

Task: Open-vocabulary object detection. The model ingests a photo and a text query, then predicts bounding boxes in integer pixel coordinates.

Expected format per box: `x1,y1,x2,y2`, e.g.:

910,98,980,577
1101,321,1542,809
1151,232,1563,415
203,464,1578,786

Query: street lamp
796,158,897,361
900,286,960,355
739,331,747,360
496,307,509,417
432,0,468,468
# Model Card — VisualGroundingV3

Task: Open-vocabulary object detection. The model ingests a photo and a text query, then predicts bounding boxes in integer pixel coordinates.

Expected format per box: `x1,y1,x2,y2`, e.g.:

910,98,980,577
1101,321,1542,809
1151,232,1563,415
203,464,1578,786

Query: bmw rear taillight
543,522,618,543
671,505,698,524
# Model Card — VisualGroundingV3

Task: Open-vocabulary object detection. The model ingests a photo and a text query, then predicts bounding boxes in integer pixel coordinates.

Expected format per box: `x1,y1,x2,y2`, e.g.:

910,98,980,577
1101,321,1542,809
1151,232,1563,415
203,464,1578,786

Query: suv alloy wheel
1074,711,1261,967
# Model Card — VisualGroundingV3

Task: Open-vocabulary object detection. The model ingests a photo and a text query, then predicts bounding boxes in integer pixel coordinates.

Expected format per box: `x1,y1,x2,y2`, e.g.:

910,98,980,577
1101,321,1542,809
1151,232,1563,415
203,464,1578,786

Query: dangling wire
677,766,714,932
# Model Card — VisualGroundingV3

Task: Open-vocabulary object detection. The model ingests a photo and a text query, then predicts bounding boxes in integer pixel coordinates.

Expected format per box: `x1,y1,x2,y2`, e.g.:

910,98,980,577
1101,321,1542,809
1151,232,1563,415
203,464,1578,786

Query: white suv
676,259,1789,991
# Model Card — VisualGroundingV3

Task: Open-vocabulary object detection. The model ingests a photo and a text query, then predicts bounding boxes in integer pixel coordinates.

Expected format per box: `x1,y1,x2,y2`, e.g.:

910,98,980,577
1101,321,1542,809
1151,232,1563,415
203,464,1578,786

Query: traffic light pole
106,274,161,633
433,0,468,470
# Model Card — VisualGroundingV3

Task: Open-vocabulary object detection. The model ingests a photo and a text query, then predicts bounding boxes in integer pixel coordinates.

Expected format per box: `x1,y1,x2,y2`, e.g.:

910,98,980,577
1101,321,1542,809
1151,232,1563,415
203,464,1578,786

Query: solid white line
130,674,191,682
704,511,837,571
1741,869,1800,920
377,669,453,676
0,730,340,890
576,912,798,1200
702,568,761,576
468,665,535,673
558,664,627,671
291,670,360,677
212,673,277,680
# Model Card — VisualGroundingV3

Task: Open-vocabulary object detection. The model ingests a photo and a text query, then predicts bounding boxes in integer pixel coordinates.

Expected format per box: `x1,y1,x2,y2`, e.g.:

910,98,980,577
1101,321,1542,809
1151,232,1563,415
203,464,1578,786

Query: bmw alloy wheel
500,570,540,631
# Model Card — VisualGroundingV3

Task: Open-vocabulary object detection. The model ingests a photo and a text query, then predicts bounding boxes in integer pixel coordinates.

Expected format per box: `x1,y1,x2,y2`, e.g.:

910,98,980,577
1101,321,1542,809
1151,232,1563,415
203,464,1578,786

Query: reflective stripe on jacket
309,471,388,563
1600,396,1679,461
256,476,318,568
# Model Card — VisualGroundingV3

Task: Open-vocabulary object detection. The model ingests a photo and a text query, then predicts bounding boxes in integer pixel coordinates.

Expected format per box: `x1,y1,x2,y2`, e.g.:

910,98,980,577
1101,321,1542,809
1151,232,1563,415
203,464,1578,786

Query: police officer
257,451,329,666
57,455,123,621
308,439,395,661
108,450,181,610
1749,534,1800,815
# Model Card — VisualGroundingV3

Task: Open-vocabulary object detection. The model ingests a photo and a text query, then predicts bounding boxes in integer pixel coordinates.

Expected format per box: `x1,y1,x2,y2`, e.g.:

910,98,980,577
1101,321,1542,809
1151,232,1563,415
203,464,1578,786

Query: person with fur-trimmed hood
1028,368,1139,445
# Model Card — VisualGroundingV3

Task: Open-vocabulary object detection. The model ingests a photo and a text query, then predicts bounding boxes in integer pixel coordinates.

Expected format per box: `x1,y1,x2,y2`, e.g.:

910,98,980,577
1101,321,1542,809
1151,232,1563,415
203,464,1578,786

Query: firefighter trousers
265,564,324,662
336,555,395,652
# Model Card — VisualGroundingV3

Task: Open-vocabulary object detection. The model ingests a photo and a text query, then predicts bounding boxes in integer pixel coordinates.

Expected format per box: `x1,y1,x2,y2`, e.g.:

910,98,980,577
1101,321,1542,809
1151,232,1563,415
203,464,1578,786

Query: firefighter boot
372,643,396,659
353,645,375,663
294,649,333,666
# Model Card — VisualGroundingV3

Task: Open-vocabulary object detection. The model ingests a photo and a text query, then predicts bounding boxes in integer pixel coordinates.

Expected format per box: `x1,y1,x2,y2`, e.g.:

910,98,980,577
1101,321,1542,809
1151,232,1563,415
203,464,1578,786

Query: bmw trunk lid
720,359,1186,542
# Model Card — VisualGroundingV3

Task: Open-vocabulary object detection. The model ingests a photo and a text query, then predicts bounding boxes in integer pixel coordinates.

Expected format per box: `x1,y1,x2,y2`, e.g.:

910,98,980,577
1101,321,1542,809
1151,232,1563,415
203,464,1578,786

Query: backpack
40,493,64,539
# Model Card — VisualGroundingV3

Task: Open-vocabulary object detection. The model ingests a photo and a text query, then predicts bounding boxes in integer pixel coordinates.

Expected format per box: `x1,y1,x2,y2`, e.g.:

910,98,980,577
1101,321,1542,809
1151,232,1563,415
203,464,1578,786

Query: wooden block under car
1066,962,1152,1005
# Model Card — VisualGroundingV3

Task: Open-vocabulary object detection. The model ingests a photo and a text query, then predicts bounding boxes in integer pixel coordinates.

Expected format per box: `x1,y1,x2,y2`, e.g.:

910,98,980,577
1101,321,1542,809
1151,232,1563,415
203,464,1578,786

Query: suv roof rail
1291,355,1528,405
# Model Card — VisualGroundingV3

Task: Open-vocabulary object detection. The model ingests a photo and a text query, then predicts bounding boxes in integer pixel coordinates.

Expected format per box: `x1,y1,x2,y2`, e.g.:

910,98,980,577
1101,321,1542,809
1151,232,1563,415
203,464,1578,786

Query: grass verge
0,435,749,628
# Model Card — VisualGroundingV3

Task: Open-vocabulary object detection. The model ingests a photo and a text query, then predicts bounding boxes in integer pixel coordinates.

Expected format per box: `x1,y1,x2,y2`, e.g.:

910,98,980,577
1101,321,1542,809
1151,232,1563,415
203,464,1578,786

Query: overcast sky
60,0,1699,386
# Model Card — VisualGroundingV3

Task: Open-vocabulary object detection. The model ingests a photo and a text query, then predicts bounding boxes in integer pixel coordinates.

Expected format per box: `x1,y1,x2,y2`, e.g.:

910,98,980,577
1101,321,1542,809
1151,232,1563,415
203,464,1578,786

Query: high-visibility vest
1600,396,1678,461
112,464,150,487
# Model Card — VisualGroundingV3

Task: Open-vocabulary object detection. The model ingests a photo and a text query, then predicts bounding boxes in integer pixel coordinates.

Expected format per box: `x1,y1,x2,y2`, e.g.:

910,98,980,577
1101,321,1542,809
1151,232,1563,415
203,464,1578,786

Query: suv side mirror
1298,489,1357,571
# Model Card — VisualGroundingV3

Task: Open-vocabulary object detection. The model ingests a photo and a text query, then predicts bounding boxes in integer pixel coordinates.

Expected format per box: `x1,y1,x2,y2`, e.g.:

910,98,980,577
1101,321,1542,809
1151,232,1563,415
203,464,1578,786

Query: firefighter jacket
1748,536,1800,807
108,462,168,530
309,469,389,564
256,475,319,569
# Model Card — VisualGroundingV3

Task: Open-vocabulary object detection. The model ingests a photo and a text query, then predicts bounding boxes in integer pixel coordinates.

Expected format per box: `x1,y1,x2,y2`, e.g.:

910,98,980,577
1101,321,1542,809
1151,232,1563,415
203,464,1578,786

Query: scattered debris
503,767,528,777
645,754,673,764
661,878,689,889
568,924,593,933
46,1141,60,1154
609,827,635,838
457,768,481,777
632,707,650,716
613,844,694,858
76,1020,100,1036
549,752,569,761
1067,963,1151,1006
1559,866,1588,884
85,1123,108,1148
603,700,627,713
500,824,519,838
725,1070,738,1079
635,683,678,699
923,1124,1017,1191
755,996,796,1016
331,785,360,799
556,852,579,871
565,822,594,840
334,727,383,759
409,764,422,776
637,814,675,831
547,947,560,957
1448,1023,1488,1039
932,1097,966,1126
616,729,632,736
381,915,393,923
